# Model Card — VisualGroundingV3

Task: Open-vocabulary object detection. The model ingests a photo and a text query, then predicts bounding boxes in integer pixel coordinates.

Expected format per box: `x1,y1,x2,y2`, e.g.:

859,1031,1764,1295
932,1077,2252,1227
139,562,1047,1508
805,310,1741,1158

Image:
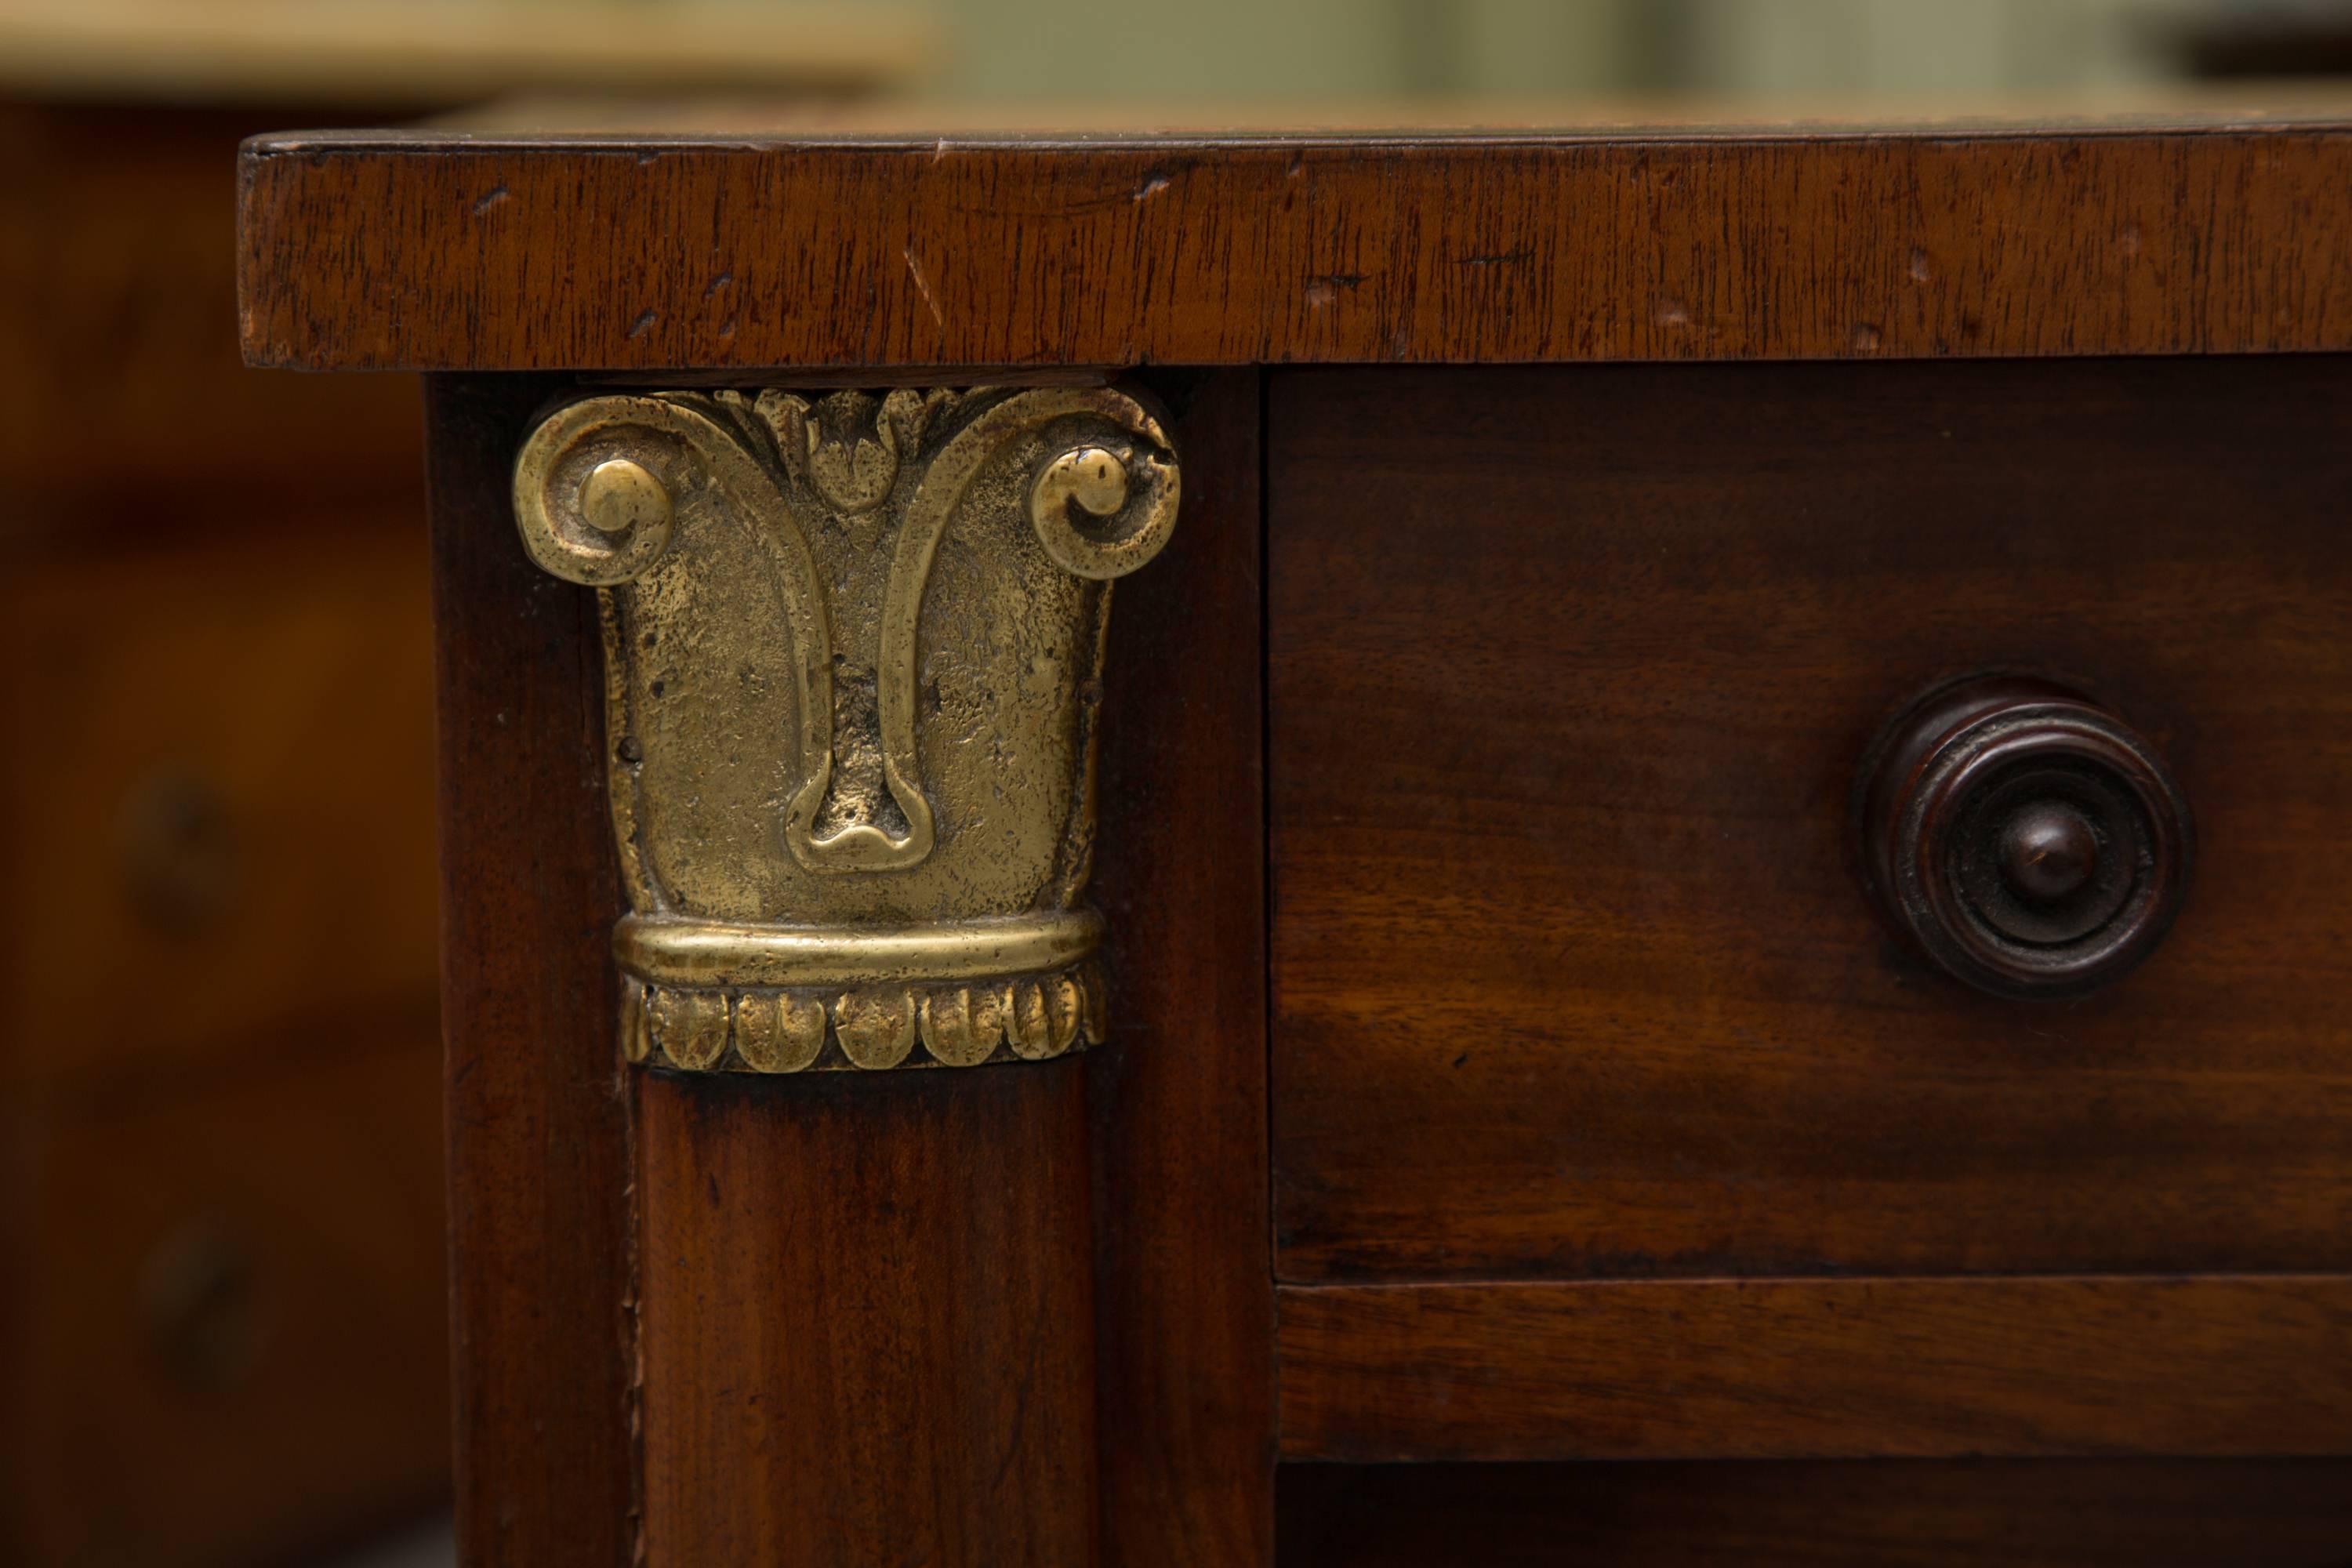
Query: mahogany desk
239,112,2352,1566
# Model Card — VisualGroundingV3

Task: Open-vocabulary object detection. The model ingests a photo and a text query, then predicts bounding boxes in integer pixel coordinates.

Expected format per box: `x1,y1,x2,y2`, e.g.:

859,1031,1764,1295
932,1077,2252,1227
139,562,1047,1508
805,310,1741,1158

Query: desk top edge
239,114,2352,372
242,106,2352,155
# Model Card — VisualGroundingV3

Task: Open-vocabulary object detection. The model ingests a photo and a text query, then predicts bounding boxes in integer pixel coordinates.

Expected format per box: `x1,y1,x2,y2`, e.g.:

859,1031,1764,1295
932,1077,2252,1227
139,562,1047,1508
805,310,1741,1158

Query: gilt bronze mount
513,385,1179,1071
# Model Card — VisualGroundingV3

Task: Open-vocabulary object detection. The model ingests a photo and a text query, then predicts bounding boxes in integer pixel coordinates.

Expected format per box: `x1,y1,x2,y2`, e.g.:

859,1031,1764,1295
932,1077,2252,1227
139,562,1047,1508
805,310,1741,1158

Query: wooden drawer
5,1033,448,1564
1268,359,2352,1287
0,524,440,1094
0,103,423,535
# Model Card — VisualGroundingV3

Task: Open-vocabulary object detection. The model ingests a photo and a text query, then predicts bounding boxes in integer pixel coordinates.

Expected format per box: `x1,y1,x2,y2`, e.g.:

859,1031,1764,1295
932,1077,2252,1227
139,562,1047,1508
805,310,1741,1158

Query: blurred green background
936,0,2177,103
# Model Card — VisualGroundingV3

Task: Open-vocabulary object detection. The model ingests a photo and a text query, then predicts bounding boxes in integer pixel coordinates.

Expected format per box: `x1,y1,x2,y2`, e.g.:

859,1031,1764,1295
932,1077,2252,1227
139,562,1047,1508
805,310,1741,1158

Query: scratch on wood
903,245,945,330
1305,274,1370,308
473,184,511,216
628,309,659,339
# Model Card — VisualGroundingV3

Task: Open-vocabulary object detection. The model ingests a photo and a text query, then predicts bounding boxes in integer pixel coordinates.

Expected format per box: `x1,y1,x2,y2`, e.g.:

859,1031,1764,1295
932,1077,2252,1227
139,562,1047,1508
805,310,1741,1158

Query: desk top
237,104,2352,373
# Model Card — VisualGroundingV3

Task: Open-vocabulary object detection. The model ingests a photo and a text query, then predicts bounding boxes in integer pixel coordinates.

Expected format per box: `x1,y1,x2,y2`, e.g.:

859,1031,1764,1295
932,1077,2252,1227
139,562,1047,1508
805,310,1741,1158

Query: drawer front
11,1034,448,1564
1269,360,2352,1285
0,103,424,536
2,525,439,1094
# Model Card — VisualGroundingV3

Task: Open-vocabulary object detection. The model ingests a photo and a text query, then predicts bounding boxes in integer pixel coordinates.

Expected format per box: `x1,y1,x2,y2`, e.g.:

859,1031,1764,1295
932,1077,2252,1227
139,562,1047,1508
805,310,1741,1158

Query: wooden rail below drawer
1277,1276,2352,1461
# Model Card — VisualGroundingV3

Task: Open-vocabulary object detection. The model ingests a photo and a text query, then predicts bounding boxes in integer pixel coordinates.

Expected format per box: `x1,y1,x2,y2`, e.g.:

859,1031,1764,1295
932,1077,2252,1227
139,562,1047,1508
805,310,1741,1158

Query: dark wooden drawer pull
1857,676,2193,1000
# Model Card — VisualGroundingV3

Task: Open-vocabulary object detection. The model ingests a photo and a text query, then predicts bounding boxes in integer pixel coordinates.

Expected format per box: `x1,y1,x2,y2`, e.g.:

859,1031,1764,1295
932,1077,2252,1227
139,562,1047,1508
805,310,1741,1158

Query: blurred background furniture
0,7,927,1565
0,93,448,1568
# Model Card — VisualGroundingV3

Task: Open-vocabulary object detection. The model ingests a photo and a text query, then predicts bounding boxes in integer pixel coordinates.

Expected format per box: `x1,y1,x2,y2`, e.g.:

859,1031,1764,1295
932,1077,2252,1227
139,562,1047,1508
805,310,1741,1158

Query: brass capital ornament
513,386,1179,1072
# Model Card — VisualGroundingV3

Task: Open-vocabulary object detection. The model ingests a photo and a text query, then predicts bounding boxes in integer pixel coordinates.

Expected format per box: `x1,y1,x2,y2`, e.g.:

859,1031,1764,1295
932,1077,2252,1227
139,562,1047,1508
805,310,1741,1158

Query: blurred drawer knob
118,768,240,934
141,1218,262,1392
1857,676,2193,999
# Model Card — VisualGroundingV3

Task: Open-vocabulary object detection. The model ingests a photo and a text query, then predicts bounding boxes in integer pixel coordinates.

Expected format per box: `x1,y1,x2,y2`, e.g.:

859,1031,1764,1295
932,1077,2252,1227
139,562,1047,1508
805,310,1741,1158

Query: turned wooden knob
1857,677,2193,1000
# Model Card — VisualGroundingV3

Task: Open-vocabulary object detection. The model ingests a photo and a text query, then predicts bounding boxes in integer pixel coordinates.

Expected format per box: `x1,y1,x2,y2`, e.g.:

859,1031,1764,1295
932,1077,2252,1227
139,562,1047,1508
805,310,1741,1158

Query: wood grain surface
1,103,422,538
1276,1276,2352,1461
13,1032,447,1566
4,523,438,1098
636,1065,1098,1568
428,375,636,1568
1087,371,1276,1565
239,122,2352,372
1269,358,2352,1285
0,96,447,1563
1277,1459,2352,1567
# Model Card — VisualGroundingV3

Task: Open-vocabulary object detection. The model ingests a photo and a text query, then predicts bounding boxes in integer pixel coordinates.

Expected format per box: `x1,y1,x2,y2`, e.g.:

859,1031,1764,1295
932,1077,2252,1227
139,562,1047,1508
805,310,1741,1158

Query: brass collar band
615,910,1109,1073
615,909,1104,990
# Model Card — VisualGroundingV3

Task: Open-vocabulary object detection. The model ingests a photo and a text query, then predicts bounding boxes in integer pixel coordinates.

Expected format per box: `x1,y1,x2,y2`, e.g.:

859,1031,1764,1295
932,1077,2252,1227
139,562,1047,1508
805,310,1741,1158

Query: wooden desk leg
429,374,637,1568
636,1061,1099,1563
1090,369,1276,1566
437,377,1194,1565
